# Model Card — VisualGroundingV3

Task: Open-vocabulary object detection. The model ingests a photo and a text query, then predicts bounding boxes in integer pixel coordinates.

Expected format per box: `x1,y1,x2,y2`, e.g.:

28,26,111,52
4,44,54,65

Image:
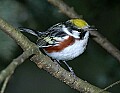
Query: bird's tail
19,28,41,37
18,28,49,47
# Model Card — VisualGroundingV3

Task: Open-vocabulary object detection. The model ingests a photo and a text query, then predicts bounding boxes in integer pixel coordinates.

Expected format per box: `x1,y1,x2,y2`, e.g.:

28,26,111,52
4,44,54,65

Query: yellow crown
70,19,88,28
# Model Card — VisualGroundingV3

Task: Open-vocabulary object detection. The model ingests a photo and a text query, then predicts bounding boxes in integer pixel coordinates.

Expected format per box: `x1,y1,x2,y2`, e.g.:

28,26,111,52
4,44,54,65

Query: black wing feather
18,23,68,47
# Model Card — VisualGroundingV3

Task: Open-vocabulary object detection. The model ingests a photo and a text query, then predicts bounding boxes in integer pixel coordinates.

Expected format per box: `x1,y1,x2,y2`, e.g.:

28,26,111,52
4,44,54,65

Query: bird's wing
37,23,68,47
18,23,68,48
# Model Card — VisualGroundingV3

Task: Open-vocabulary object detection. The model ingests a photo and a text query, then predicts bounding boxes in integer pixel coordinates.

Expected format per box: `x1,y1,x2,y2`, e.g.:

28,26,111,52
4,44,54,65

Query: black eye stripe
71,26,81,31
80,31,87,39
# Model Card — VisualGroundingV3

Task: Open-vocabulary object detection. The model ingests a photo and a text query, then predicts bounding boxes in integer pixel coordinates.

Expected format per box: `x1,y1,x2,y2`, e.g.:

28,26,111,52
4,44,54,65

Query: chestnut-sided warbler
19,18,94,74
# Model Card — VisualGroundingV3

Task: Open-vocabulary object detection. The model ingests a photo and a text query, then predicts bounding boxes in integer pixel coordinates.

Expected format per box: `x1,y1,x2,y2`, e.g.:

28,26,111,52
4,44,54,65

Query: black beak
88,26,97,38
87,26,97,31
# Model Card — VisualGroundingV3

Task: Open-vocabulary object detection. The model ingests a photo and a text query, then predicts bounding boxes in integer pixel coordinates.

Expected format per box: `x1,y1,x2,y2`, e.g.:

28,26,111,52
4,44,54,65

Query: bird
19,18,94,74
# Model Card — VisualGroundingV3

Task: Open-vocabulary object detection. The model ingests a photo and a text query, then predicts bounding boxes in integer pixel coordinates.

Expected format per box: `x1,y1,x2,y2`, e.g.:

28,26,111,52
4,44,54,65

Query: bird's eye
77,29,82,32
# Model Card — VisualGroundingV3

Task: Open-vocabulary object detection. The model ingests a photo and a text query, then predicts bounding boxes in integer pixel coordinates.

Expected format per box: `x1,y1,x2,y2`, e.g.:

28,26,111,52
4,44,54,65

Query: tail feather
19,28,40,37
18,27,53,47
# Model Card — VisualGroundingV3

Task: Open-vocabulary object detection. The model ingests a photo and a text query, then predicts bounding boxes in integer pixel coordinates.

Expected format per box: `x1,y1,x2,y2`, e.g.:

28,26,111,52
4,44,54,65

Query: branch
90,31,120,62
101,80,120,92
48,0,120,62
0,75,11,93
0,18,36,51
0,49,36,83
31,54,109,93
0,18,110,93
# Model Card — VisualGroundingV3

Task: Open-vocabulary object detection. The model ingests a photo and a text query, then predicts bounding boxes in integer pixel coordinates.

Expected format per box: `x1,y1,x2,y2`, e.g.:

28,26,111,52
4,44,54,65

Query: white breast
44,31,89,61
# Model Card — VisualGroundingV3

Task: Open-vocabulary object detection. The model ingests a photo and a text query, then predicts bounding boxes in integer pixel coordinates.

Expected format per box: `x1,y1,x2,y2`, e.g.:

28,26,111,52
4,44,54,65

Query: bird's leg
54,60,76,76
53,59,61,64
63,61,75,76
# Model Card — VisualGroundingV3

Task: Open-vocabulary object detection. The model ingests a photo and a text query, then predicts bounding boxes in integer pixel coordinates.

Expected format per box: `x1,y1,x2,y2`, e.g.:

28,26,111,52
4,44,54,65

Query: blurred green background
0,0,120,93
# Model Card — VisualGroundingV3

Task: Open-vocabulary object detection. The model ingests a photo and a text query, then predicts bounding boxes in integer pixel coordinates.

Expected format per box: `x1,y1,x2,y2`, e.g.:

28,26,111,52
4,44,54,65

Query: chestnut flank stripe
44,36,75,53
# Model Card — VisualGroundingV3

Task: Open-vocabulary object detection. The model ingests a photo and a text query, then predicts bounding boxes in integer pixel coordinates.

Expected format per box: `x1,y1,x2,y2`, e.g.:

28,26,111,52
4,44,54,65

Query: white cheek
72,30,80,38
62,25,80,39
